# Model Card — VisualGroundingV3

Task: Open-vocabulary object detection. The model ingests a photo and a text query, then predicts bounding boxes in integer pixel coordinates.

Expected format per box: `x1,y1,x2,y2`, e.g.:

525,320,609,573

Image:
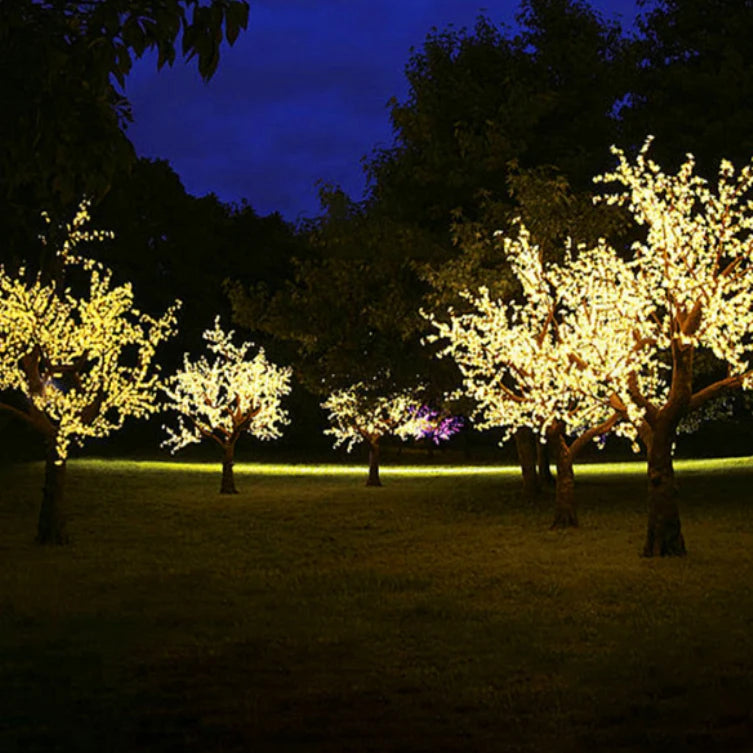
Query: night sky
125,0,640,223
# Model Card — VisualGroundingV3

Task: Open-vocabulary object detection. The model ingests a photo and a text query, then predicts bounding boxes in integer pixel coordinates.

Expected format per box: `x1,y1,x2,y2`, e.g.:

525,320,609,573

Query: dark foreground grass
2,459,753,752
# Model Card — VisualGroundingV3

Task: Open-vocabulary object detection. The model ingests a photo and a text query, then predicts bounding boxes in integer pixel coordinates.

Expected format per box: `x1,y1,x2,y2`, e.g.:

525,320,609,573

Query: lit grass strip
71,456,753,477
72,459,518,476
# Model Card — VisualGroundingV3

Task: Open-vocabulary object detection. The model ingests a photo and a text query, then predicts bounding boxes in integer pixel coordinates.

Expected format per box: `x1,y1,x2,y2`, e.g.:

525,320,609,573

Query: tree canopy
367,1,628,236
622,0,753,172
426,224,645,527
162,318,292,494
0,0,249,262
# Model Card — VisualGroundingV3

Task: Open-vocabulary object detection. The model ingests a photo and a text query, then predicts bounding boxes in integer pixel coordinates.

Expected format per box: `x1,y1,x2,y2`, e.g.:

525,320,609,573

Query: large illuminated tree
161,319,292,494
321,383,426,486
0,205,179,544
594,139,753,556
426,225,652,528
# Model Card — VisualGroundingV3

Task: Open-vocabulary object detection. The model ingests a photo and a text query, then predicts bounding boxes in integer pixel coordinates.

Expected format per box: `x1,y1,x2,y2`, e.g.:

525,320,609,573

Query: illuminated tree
593,139,753,556
161,319,292,494
409,405,465,445
321,383,426,486
426,224,652,528
0,205,179,544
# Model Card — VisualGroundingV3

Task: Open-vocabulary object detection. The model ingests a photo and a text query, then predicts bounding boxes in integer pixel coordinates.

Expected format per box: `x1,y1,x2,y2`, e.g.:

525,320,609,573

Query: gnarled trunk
549,429,578,529
515,427,539,499
37,442,68,545
220,442,239,494
642,342,692,557
643,419,685,556
366,440,381,487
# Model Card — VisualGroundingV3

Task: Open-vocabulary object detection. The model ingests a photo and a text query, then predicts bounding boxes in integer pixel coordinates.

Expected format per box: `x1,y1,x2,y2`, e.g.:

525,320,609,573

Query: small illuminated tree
409,405,465,445
161,318,292,494
594,139,753,556
0,205,179,544
321,382,425,486
426,225,653,528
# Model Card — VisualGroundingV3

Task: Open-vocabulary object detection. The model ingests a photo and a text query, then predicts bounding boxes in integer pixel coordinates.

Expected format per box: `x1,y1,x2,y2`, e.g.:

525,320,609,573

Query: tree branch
0,400,53,436
569,412,621,459
627,372,658,424
191,418,226,449
689,371,752,411
0,401,35,428
536,304,555,347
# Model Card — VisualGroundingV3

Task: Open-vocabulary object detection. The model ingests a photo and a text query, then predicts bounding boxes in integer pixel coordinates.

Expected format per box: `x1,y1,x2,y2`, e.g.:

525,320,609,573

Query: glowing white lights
427,138,753,454
321,382,427,451
594,138,753,407
424,223,653,449
0,203,179,462
161,317,292,454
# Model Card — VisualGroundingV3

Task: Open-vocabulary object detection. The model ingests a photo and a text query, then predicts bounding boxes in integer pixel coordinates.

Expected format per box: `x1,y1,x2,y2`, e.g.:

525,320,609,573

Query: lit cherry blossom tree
425,224,654,528
161,318,292,494
0,205,179,544
321,382,426,486
593,138,753,556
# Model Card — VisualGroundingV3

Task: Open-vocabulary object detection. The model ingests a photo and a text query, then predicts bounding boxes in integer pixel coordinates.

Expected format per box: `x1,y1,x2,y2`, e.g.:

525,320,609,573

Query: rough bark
643,417,686,556
36,442,68,545
642,343,692,557
220,442,239,494
366,440,381,487
549,429,578,529
515,427,539,499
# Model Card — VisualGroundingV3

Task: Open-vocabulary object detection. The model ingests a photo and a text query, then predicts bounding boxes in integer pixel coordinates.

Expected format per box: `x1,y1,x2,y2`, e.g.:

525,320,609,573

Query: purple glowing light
410,405,465,445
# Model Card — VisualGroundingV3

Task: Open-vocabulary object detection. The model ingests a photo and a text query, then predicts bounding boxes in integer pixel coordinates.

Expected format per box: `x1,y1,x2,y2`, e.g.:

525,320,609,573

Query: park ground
2,456,753,752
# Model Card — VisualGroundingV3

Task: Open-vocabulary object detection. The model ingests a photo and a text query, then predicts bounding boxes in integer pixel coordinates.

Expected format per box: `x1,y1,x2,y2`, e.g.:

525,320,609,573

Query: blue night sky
125,0,640,223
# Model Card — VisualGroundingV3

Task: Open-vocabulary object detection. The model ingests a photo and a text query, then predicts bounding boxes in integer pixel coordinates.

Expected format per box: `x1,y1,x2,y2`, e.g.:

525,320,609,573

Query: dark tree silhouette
623,0,753,172
0,0,249,265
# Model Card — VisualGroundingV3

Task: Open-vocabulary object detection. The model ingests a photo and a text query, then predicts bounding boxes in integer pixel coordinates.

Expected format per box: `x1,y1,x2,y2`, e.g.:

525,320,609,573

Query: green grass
2,457,753,752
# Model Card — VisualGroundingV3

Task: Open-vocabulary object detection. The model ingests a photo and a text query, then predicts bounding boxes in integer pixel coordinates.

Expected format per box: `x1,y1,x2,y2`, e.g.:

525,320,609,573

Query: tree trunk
549,429,578,529
642,341,693,557
37,443,68,545
515,427,539,499
220,442,239,494
366,440,381,487
537,439,555,487
643,418,686,556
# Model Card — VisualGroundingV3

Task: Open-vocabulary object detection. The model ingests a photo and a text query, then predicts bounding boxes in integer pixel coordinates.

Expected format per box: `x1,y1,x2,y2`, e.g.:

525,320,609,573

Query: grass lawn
2,457,753,752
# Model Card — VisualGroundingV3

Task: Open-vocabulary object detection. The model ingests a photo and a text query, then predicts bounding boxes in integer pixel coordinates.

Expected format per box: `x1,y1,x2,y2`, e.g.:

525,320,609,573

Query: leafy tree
229,1,630,473
321,383,425,486
161,318,292,494
0,205,179,543
514,0,630,186
0,0,249,264
93,158,303,354
368,2,627,234
226,191,453,459
425,224,648,528
358,3,630,487
419,165,628,495
623,0,753,172
594,139,753,556
228,257,411,393
227,188,444,402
